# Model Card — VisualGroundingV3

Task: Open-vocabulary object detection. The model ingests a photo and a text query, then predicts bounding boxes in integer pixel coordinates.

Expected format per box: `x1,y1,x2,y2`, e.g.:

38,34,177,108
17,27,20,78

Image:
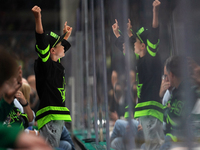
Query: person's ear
141,43,146,49
50,48,55,54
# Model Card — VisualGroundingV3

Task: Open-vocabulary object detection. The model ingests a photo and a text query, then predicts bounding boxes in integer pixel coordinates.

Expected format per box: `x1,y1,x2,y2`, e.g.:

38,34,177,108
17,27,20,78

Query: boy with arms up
32,5,73,148
112,0,164,149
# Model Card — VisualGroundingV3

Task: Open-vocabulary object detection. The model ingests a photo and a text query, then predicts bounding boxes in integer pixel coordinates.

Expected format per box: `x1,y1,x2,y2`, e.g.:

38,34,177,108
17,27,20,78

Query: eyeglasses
162,74,168,80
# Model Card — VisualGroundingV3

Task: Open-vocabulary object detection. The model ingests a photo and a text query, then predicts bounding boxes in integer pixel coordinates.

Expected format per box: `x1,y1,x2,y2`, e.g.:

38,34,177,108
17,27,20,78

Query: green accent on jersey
146,39,160,57
166,114,177,126
124,112,129,118
147,39,160,49
166,133,177,142
7,108,28,130
36,106,70,116
135,101,164,109
170,99,184,116
58,58,61,63
37,113,72,129
134,109,163,122
36,44,50,55
38,52,50,62
147,46,157,57
135,53,139,60
58,76,66,103
136,73,142,98
124,105,129,118
137,84,143,99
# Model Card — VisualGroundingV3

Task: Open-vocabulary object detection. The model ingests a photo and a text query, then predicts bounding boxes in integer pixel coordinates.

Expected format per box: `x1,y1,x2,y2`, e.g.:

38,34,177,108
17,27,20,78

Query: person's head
164,56,183,88
22,78,28,84
114,82,123,103
0,49,18,95
111,70,118,88
19,82,31,104
27,75,36,90
47,31,67,61
134,27,148,56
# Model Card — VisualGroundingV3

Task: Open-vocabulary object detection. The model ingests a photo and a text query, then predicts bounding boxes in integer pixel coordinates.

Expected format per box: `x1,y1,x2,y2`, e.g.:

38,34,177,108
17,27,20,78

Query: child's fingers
64,21,68,27
115,19,118,25
128,18,131,24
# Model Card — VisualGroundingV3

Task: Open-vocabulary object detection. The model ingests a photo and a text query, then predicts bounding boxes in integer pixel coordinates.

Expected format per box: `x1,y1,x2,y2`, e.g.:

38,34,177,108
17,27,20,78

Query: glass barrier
1,0,200,149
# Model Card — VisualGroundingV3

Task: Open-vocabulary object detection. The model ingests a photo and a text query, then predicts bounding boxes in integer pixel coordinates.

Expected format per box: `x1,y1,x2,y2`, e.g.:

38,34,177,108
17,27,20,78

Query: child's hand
32,5,41,19
153,0,161,12
63,21,73,40
127,19,133,37
112,19,120,38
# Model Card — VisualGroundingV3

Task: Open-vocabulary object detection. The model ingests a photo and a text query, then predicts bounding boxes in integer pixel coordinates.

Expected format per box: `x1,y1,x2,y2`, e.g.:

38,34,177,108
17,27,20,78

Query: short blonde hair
20,83,31,104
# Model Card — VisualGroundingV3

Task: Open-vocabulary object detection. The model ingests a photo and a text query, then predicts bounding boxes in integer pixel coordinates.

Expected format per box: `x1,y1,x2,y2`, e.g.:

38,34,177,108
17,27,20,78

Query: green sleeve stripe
166,133,177,142
37,114,72,129
38,52,50,62
147,46,157,57
36,106,70,116
134,109,163,122
166,114,177,126
147,39,160,49
36,44,50,55
135,101,163,109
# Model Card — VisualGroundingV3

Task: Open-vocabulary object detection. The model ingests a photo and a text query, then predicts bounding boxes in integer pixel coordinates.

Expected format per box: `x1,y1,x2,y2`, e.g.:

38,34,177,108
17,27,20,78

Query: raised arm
32,6,43,34
127,19,133,37
112,19,120,38
152,0,161,28
63,21,73,41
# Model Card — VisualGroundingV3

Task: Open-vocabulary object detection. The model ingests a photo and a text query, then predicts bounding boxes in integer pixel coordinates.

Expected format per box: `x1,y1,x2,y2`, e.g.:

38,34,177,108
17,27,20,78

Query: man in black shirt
160,56,197,149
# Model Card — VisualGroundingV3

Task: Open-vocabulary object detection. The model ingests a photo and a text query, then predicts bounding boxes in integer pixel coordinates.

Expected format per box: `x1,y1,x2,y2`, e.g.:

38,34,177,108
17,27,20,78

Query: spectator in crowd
108,70,118,120
112,0,164,149
160,56,197,150
109,71,136,122
110,70,144,150
32,5,74,149
0,49,53,150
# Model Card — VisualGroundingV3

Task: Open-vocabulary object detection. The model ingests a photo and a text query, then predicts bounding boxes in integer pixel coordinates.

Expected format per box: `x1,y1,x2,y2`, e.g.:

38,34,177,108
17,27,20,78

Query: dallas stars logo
58,76,66,103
